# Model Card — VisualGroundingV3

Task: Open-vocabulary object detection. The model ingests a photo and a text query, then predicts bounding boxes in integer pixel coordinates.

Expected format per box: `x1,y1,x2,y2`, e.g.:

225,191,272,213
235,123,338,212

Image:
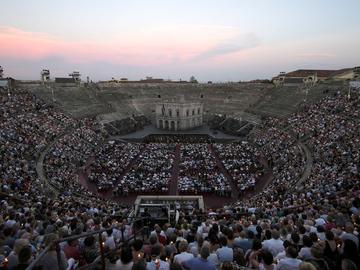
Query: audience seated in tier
178,144,231,197
1,87,360,270
214,142,264,193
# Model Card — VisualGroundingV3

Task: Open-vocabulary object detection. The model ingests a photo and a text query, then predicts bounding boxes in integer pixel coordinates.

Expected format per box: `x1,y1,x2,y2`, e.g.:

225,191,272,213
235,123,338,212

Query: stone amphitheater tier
26,81,345,123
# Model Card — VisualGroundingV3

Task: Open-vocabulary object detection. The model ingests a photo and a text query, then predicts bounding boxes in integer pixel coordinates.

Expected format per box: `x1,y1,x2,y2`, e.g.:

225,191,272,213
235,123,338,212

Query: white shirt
298,247,312,260
207,252,219,268
105,236,116,250
262,238,284,257
275,257,302,270
151,230,167,239
5,219,16,228
147,260,169,270
113,225,132,241
115,260,134,270
315,218,326,226
275,251,287,262
174,252,194,266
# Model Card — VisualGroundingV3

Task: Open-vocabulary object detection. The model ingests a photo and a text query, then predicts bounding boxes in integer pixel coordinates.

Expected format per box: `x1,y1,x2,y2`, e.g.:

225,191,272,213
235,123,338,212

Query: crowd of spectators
2,188,360,270
178,144,232,197
1,87,360,270
117,143,175,195
44,122,104,196
288,91,360,205
244,126,306,208
0,90,76,197
88,141,142,192
234,90,359,216
213,142,264,193
88,140,178,195
87,139,264,197
0,89,126,269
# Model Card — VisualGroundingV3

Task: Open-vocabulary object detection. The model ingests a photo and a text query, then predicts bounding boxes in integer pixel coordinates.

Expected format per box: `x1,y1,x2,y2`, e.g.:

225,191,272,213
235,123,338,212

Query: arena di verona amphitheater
1,66,360,270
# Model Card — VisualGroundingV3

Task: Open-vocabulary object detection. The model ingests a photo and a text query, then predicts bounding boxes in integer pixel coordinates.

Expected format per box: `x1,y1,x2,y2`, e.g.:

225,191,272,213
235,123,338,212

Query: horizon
1,0,360,82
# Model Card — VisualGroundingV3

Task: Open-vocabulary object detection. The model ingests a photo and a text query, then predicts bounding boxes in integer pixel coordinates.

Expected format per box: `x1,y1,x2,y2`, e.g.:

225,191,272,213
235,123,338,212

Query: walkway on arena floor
36,128,73,196
169,144,180,195
294,141,313,188
208,144,239,199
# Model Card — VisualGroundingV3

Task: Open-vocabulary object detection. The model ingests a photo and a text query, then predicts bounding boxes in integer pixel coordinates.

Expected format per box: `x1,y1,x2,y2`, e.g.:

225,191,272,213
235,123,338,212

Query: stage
112,124,242,141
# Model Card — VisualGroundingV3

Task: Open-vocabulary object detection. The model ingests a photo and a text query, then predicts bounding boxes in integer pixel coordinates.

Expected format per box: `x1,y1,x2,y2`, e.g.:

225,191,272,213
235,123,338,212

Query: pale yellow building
156,98,203,131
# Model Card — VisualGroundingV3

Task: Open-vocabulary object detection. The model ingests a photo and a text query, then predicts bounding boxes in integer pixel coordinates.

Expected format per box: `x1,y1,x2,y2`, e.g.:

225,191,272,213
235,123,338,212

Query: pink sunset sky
1,0,360,82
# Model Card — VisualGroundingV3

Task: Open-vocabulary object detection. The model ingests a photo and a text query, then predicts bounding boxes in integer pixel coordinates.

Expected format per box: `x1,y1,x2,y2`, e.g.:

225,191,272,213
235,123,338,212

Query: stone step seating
30,86,112,118
246,84,344,118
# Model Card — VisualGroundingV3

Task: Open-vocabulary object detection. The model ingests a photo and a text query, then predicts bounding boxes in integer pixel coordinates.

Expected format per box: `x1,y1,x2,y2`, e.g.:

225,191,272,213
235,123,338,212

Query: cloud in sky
1,23,359,81
295,53,336,59
0,25,256,67
192,32,260,61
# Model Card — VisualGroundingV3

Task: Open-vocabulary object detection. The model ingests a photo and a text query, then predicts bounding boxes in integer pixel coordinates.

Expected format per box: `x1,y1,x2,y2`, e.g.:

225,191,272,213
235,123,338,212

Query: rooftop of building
285,68,353,78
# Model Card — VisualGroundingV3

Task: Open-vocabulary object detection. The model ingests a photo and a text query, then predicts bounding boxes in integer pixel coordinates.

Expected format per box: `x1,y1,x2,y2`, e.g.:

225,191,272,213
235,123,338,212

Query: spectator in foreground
13,245,33,270
173,240,193,267
275,245,302,270
183,245,216,270
7,239,30,270
147,245,169,270
115,245,134,270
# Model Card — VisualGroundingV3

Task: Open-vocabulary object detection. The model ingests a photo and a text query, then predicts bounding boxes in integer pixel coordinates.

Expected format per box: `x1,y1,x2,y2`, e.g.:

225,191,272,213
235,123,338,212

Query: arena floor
76,131,273,208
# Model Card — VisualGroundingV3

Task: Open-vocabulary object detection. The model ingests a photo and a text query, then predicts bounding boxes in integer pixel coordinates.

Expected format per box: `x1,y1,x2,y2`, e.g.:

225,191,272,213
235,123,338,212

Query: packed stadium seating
1,82,359,270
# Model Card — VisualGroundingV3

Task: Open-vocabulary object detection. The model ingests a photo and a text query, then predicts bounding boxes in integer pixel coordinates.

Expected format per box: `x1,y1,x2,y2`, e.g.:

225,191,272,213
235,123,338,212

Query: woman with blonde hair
299,262,317,270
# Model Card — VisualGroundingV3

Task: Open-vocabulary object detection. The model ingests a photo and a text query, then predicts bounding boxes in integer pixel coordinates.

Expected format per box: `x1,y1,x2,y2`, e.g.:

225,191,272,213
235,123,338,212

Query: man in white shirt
275,245,302,270
262,230,284,257
216,236,233,263
174,240,194,268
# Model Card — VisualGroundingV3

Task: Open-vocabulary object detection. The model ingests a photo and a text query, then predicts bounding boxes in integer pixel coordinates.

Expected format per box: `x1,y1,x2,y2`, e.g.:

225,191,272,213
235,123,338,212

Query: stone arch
159,119,163,129
165,120,169,130
170,121,175,130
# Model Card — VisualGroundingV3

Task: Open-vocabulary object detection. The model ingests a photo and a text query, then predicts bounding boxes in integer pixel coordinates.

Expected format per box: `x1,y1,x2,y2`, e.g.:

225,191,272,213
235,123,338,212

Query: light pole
7,78,12,97
51,87,56,103
47,85,56,103
304,87,309,102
